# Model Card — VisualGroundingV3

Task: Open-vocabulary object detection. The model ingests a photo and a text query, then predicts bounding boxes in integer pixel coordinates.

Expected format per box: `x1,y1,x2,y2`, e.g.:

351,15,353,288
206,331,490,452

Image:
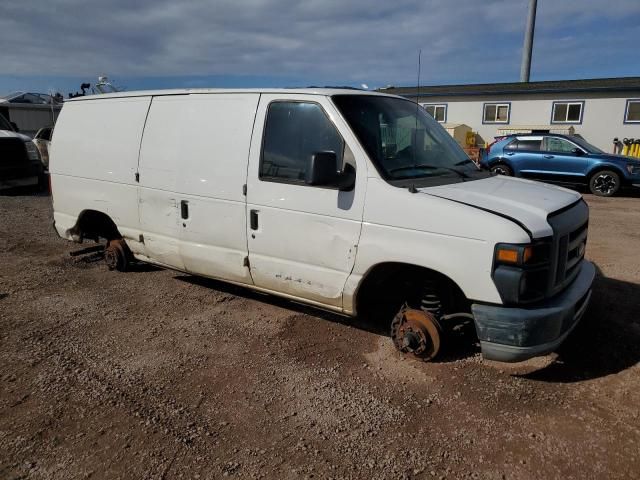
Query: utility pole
520,0,538,82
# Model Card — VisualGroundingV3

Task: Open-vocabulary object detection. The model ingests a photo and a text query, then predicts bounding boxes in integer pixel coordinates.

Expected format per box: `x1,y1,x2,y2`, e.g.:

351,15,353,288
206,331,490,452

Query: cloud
1,0,639,88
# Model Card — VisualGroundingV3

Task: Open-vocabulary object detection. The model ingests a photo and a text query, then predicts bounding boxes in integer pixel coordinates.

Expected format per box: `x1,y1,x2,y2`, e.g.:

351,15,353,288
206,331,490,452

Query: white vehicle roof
65,88,401,102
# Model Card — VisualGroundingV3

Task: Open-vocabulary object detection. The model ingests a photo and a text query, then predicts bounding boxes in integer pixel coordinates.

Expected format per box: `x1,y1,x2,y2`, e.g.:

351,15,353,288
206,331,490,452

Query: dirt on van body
1,190,639,479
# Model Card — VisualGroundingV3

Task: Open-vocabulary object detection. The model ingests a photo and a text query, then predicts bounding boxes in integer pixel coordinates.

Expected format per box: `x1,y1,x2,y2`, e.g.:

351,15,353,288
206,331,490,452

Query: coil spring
419,281,443,318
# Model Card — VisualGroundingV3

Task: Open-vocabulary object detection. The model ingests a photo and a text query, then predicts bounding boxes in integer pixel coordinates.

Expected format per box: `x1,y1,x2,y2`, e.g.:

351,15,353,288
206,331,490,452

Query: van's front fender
341,178,531,315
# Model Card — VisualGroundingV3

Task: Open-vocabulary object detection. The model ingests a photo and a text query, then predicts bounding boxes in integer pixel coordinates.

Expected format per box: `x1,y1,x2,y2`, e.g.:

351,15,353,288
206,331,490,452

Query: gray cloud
1,0,639,86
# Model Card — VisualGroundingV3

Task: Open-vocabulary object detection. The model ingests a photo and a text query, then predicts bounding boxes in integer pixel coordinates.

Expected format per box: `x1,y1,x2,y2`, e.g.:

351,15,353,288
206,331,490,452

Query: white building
382,77,640,151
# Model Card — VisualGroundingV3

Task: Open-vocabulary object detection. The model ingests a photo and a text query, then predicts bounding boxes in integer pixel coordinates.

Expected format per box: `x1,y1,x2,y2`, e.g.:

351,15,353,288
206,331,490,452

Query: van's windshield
332,94,485,187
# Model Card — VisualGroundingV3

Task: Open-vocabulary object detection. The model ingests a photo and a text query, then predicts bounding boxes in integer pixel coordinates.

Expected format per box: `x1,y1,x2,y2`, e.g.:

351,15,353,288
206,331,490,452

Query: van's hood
421,176,582,238
0,129,31,142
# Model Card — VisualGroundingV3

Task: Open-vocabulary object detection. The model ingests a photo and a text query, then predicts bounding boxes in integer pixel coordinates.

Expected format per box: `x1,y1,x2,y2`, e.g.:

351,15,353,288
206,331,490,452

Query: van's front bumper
471,260,595,363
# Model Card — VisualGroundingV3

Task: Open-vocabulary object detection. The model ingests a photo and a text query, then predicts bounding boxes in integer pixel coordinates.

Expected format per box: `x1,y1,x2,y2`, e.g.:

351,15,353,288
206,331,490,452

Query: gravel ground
1,189,639,479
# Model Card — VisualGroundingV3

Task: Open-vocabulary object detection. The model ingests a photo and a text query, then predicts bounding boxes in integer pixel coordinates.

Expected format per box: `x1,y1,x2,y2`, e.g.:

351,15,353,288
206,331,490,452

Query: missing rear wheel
104,239,129,272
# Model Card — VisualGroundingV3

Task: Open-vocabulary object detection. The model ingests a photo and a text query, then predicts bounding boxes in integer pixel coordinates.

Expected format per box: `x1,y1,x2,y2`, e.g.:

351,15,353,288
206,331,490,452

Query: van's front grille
547,201,590,297
555,220,588,287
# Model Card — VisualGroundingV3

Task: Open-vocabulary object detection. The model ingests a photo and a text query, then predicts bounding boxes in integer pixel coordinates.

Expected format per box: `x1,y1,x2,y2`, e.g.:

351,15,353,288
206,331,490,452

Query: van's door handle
250,209,259,230
180,200,189,219
506,152,515,156
543,154,554,159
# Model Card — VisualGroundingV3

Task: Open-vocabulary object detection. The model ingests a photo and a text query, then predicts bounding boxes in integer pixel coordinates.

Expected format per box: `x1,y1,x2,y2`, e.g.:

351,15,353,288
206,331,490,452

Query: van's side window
260,102,344,183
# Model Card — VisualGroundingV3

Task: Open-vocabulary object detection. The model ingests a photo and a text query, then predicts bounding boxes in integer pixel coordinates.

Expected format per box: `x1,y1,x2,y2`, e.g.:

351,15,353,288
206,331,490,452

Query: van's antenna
411,48,422,172
416,48,422,106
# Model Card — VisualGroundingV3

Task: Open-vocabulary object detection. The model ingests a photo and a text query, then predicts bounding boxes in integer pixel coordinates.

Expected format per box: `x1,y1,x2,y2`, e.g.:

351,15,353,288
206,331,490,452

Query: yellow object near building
442,123,472,148
465,131,476,147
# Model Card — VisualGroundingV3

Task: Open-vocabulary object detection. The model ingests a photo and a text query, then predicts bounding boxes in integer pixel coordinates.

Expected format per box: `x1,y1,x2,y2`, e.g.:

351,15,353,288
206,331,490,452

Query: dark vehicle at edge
0,113,46,191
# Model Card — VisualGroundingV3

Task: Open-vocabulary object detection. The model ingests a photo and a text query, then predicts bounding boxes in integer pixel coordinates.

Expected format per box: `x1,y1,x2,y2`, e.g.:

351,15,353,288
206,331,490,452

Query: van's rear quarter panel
50,97,152,236
51,98,151,183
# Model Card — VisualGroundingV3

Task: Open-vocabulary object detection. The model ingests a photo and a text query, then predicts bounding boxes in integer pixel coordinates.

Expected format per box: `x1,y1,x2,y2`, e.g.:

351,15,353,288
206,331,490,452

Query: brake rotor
104,239,128,272
391,307,441,361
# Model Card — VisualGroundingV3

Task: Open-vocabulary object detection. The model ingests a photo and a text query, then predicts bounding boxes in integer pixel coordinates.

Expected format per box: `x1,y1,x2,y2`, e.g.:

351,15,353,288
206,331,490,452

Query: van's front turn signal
495,244,535,265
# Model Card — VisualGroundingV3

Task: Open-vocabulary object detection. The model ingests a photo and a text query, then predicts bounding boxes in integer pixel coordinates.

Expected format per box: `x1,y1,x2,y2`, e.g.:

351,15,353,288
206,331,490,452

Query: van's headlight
492,241,551,304
626,164,640,175
25,141,41,161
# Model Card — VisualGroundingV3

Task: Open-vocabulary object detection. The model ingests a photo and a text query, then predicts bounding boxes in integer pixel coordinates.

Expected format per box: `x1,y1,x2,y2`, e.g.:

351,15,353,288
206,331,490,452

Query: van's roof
65,88,400,102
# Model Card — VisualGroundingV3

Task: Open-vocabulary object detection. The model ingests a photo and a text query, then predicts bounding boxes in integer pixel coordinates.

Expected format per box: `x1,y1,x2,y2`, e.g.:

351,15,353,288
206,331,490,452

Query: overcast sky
1,0,639,96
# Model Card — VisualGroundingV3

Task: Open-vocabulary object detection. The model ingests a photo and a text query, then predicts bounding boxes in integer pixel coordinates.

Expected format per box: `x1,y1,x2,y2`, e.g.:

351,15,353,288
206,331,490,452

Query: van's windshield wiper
389,163,469,179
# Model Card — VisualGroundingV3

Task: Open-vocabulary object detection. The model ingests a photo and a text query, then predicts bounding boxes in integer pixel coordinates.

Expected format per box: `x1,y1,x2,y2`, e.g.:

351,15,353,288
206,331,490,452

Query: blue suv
480,134,640,196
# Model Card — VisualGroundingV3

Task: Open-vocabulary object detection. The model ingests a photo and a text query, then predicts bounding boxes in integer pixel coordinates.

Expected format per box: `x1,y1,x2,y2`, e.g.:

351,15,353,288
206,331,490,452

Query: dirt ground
1,189,639,480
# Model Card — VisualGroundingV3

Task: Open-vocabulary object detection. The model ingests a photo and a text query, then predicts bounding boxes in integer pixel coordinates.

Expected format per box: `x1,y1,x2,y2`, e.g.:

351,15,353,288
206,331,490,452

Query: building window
422,104,447,123
551,101,584,123
483,103,510,124
625,100,640,123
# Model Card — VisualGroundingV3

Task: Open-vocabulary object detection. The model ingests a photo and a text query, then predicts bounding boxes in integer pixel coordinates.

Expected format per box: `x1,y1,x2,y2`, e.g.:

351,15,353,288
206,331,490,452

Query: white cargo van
50,89,595,362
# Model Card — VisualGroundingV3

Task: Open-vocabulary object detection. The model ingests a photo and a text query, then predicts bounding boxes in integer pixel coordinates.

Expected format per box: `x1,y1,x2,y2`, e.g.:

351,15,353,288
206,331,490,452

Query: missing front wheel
390,307,442,361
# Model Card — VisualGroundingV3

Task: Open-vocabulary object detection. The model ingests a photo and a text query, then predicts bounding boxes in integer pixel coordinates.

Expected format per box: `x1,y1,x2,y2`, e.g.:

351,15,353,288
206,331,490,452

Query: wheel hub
402,331,422,351
391,308,441,361
594,174,616,194
104,239,128,271
104,247,119,270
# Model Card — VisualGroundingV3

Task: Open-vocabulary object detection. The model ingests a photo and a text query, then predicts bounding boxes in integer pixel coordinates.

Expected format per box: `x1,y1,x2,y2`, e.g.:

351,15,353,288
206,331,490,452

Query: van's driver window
260,102,344,182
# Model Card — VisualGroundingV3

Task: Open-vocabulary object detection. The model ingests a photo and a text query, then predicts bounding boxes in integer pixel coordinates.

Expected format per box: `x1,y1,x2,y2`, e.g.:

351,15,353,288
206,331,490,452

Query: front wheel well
69,210,122,242
587,165,625,183
354,262,469,326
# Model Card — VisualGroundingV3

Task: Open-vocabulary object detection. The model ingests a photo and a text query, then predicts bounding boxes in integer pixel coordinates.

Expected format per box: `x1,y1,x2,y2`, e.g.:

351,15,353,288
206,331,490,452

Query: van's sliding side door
245,94,366,309
137,93,259,284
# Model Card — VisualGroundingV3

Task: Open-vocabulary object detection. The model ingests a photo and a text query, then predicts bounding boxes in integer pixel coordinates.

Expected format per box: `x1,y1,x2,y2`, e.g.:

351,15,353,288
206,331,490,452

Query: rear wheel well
70,210,121,242
355,262,469,327
489,159,513,173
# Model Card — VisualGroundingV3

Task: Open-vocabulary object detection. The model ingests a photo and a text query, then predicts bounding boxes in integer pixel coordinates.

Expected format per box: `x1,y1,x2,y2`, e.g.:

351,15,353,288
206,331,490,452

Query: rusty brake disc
391,307,442,361
104,239,127,272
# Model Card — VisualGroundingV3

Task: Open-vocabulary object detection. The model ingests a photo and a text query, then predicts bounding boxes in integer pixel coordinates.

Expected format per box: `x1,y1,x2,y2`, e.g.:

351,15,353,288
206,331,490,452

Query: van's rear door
245,94,366,309
138,93,259,283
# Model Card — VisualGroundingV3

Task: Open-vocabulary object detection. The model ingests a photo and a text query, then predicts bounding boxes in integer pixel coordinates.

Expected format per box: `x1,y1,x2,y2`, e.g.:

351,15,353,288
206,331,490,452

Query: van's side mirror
305,152,356,191
10,122,19,132
572,148,585,156
337,163,356,191
306,151,339,186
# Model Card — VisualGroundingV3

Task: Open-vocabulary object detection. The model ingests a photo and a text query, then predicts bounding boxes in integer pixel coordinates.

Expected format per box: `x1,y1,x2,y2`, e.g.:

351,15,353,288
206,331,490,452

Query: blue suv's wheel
589,170,620,197
490,163,513,176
